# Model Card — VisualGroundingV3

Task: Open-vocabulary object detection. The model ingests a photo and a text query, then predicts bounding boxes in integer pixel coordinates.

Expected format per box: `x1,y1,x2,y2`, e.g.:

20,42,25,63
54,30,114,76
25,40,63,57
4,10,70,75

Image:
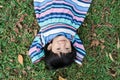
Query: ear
47,43,52,50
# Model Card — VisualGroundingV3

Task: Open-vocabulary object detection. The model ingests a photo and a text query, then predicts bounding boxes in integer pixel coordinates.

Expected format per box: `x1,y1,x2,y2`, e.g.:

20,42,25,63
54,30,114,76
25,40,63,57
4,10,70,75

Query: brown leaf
91,24,96,32
58,76,67,80
22,70,27,76
19,14,27,22
18,54,23,65
91,40,100,47
10,37,16,42
34,30,38,36
100,39,105,43
105,22,113,28
109,68,117,77
101,44,105,50
27,66,31,70
16,22,23,29
117,37,120,49
92,33,97,37
14,27,19,34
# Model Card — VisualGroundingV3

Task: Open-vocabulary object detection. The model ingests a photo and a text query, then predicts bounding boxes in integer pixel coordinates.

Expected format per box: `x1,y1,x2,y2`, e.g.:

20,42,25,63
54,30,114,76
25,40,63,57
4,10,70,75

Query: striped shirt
29,0,92,65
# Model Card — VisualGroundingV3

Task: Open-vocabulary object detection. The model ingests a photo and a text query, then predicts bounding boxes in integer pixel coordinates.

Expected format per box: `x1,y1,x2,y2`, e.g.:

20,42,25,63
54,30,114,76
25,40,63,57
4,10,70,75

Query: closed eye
57,48,60,50
66,48,70,50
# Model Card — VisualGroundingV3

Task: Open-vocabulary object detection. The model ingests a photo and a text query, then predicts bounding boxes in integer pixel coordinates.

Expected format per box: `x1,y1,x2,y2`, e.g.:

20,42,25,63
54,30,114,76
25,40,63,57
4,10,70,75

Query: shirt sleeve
73,34,86,65
28,33,45,64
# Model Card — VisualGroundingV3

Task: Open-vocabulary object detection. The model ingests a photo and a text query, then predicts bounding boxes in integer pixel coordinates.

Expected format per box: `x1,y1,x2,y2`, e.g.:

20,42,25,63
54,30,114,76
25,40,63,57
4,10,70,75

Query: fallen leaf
22,70,27,76
100,39,105,43
0,5,3,8
26,51,29,55
117,37,120,49
27,66,31,70
16,22,23,29
34,30,38,36
10,37,16,42
101,44,105,50
105,22,113,28
91,24,96,32
18,54,23,65
19,14,27,22
109,53,115,62
109,68,117,77
90,40,100,47
13,69,19,74
0,49,2,54
16,14,28,29
58,76,67,80
92,33,97,37
14,27,19,34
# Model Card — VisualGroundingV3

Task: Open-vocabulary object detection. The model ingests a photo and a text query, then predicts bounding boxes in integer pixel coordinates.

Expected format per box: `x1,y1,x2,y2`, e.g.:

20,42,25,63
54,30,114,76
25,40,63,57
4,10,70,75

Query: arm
28,33,45,64
73,34,86,65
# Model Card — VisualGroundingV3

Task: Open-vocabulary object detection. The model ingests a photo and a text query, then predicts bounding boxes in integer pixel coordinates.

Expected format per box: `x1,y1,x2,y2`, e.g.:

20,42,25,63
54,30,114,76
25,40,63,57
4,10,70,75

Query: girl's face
48,36,72,55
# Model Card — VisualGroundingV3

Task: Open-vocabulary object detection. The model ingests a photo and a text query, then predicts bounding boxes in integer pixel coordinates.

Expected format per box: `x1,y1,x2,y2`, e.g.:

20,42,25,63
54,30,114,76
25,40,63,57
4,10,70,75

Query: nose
59,42,66,49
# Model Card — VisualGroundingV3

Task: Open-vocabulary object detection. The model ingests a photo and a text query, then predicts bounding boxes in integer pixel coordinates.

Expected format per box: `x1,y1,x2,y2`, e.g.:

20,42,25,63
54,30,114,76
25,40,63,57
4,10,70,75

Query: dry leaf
100,39,105,43
117,38,120,49
91,40,100,47
18,54,23,65
91,24,96,32
16,22,23,29
92,33,97,37
0,49,2,54
27,66,31,70
101,44,105,50
58,76,67,80
19,14,27,22
14,27,19,34
109,53,115,62
22,70,27,76
34,30,38,36
10,37,16,42
109,68,117,77
26,51,29,55
0,5,3,8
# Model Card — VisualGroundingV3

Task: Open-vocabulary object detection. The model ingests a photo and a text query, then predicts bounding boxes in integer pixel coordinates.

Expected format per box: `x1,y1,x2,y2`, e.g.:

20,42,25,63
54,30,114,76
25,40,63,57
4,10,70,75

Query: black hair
44,42,76,70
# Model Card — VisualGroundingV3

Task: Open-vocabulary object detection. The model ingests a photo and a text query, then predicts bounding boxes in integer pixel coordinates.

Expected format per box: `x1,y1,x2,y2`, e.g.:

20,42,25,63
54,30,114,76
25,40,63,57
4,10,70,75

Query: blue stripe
73,41,83,45
38,18,81,29
30,43,42,49
34,0,52,7
42,26,76,33
76,47,86,56
64,0,90,9
34,2,89,14
30,50,42,58
37,13,83,24
77,0,92,4
31,51,45,63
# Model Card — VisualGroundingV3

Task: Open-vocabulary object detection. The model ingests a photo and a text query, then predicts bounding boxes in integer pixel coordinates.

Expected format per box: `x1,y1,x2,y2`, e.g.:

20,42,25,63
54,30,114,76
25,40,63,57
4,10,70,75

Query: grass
0,0,120,80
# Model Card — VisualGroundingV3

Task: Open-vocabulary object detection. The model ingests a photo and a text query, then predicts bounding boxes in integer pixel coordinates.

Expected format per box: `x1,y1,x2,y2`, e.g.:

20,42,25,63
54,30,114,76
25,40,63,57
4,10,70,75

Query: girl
29,0,92,69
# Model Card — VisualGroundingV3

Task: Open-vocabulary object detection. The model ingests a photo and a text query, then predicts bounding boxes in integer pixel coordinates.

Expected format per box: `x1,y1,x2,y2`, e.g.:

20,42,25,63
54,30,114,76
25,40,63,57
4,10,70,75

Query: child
29,0,92,69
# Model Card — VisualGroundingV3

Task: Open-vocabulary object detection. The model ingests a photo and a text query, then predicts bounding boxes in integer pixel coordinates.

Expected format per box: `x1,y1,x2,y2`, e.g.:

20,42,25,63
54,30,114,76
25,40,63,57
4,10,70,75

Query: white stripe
76,52,84,59
34,0,44,2
43,28,75,36
72,0,90,7
74,60,82,65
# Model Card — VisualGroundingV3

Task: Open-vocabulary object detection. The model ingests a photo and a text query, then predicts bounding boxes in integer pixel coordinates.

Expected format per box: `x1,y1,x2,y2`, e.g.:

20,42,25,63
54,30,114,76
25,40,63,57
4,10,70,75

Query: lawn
0,0,120,80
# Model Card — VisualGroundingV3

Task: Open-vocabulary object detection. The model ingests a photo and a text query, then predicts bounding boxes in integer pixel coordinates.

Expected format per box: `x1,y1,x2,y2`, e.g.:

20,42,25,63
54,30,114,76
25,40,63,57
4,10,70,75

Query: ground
0,0,120,80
